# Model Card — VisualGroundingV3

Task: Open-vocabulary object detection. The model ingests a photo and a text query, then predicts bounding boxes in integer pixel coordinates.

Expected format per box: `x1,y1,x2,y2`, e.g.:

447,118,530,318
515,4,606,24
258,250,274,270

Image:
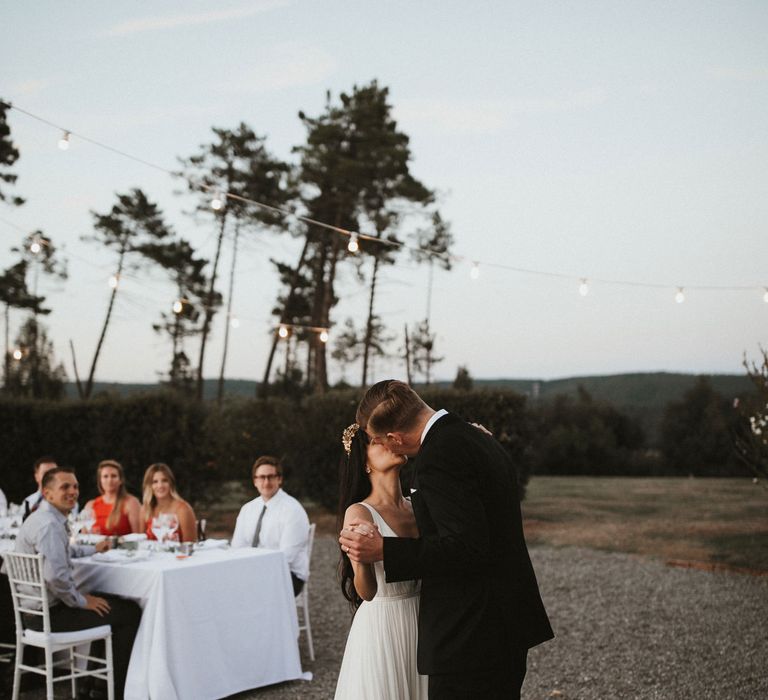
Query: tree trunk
315,234,341,394
196,211,227,400
3,303,9,390
404,324,412,385
361,255,381,386
30,262,40,397
259,236,311,397
69,339,84,398
84,245,127,399
217,222,240,405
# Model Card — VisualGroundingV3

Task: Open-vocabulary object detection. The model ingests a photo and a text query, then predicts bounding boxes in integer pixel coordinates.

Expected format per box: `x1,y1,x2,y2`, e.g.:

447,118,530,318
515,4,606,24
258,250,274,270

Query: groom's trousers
427,646,528,700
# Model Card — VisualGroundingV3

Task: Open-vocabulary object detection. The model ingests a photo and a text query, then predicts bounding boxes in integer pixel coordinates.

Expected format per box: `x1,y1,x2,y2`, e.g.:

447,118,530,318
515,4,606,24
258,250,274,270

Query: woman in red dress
85,460,142,536
141,463,197,543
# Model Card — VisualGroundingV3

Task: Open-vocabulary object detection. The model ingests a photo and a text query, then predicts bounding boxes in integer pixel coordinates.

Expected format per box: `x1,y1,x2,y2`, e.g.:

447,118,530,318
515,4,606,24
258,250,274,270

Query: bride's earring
365,466,372,474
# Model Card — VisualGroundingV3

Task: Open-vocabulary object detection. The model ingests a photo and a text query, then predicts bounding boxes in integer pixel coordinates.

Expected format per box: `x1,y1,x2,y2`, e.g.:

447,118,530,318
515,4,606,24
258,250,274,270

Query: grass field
521,476,768,572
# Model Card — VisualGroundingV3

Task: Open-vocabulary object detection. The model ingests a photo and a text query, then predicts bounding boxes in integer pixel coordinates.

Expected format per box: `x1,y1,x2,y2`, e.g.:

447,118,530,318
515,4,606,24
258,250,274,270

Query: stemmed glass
151,514,170,551
166,513,179,544
80,507,96,536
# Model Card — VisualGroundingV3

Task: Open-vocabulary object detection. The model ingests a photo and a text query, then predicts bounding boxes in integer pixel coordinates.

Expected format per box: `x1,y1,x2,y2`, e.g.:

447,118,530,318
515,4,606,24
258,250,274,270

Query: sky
1,0,767,385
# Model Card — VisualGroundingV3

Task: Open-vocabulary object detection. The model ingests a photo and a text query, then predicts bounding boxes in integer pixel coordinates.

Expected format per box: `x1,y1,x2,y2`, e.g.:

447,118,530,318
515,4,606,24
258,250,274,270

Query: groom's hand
339,521,383,564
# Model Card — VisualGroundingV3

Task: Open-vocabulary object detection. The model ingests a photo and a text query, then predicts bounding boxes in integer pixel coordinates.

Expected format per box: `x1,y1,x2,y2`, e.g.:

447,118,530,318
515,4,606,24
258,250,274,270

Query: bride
334,423,427,700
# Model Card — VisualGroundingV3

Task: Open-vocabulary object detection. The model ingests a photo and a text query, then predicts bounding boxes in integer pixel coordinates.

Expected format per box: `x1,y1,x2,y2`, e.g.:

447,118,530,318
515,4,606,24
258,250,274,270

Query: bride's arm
344,504,377,601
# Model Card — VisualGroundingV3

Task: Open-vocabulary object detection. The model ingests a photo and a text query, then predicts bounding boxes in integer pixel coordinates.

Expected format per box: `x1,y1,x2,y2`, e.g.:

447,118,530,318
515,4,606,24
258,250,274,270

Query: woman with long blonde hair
84,460,142,536
141,463,197,543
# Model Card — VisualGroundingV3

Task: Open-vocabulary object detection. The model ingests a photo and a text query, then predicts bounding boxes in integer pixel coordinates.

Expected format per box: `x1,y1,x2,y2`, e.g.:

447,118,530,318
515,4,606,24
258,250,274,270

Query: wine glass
151,515,169,550
166,513,179,543
80,507,96,536
68,512,85,543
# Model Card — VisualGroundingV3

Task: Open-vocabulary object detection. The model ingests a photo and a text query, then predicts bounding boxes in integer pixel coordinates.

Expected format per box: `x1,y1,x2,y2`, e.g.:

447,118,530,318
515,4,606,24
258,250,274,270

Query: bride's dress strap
357,502,393,536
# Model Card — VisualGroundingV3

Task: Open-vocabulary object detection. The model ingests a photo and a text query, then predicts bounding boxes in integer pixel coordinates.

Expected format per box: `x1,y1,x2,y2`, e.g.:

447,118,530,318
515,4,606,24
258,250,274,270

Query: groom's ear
386,432,404,446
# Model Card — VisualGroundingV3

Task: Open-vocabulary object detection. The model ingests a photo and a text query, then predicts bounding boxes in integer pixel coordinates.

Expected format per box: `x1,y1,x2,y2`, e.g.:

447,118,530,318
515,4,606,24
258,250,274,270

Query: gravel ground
14,537,768,699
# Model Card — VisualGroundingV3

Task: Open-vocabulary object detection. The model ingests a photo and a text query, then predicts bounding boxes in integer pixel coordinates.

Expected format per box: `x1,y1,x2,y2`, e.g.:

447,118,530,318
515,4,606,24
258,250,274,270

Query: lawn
521,476,768,572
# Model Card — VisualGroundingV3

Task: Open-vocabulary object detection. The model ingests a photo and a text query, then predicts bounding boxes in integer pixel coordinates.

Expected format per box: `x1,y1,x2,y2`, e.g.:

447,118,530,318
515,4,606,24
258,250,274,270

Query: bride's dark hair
337,427,372,609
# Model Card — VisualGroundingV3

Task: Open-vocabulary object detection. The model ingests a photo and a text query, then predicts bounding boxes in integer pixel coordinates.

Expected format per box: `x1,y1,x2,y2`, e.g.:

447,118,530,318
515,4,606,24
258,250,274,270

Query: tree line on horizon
0,81,453,403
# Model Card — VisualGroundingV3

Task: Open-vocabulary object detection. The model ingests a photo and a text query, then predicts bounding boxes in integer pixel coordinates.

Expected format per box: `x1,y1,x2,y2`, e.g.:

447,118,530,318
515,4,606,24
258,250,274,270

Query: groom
340,380,553,699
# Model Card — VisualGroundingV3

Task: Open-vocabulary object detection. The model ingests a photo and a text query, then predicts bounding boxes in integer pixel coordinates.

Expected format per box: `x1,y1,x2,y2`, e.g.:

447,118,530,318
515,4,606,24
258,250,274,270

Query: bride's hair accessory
342,423,360,455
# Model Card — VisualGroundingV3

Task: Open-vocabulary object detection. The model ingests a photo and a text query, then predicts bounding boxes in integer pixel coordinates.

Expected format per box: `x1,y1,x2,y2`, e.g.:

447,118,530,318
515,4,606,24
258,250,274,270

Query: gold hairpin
342,423,360,455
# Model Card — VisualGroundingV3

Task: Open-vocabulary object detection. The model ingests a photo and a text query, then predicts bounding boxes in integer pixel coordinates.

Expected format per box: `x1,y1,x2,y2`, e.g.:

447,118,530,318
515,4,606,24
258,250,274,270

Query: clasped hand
339,521,384,563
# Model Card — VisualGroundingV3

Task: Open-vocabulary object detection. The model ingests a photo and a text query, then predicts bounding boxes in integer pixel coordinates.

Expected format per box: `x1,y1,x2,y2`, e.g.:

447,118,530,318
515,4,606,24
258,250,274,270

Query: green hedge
1,389,530,510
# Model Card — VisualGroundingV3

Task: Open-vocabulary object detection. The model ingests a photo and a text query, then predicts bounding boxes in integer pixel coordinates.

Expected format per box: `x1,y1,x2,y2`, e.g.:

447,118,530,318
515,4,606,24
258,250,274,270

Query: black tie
251,505,267,547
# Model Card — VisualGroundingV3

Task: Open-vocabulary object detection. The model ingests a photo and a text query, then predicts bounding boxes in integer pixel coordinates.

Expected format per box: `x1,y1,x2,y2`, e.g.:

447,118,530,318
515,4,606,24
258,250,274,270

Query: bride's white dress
334,502,427,700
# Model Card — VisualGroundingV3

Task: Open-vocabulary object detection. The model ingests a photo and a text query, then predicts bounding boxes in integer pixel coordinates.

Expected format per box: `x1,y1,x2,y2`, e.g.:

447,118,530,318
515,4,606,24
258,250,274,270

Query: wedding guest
15,467,141,700
23,456,59,516
84,460,142,537
231,456,310,595
141,463,196,543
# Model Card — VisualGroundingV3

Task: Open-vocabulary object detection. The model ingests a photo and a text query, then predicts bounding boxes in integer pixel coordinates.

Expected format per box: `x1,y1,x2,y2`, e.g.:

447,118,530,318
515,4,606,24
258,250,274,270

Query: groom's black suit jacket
383,412,554,675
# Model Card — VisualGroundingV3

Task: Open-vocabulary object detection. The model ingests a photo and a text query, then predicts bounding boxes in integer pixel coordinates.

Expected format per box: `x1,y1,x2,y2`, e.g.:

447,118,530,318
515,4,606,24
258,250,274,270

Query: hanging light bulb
30,239,42,254
12,348,23,361
675,287,685,304
108,274,119,289
763,288,768,303
172,300,183,314
278,325,289,339
230,316,240,329
347,234,359,253
578,278,589,297
319,329,329,344
211,192,224,211
58,131,70,150
470,262,480,280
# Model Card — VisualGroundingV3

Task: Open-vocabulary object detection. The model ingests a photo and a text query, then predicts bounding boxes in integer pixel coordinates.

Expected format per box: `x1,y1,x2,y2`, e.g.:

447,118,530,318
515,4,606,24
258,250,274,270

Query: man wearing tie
231,456,310,595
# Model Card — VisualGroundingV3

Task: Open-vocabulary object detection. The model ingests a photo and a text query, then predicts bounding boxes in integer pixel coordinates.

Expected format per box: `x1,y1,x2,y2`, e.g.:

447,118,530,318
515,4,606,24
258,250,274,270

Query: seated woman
141,463,197,543
84,459,142,536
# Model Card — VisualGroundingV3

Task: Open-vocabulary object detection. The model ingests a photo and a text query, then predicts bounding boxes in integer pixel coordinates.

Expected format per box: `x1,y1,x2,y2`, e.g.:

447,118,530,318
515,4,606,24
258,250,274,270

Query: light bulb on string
12,348,23,361
230,317,240,329
108,274,119,289
675,287,685,304
278,325,289,339
58,131,70,150
211,192,225,211
319,329,329,344
470,262,480,280
30,239,42,254
347,234,359,253
172,300,183,314
578,278,589,297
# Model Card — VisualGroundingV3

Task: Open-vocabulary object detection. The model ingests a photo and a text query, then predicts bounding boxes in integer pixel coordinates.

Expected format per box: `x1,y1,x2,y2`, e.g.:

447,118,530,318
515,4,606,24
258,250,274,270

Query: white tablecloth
73,547,308,700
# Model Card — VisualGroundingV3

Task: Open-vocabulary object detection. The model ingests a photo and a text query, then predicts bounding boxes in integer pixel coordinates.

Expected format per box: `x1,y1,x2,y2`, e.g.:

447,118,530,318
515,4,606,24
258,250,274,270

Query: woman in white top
334,423,427,700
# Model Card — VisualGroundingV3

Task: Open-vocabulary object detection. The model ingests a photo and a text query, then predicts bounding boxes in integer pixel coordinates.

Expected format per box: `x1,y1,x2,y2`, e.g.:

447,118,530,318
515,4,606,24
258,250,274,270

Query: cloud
711,66,768,83
105,0,291,37
9,79,49,97
217,42,337,93
396,89,607,135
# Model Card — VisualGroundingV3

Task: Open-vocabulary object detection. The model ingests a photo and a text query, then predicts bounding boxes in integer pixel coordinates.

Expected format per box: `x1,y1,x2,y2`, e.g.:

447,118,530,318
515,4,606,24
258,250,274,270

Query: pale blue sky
1,0,767,384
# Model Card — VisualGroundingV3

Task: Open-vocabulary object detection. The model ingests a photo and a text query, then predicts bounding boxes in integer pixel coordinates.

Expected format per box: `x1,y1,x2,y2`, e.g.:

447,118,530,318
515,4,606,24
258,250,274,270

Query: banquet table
72,546,309,700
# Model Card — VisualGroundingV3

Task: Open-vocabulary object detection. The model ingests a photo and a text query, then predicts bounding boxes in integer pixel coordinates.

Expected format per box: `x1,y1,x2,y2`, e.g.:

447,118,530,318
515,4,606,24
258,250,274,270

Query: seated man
15,467,141,700
231,456,310,595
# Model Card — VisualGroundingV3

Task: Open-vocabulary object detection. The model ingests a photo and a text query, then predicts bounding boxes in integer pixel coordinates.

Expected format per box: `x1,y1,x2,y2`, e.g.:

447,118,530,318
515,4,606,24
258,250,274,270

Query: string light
230,316,240,329
29,239,42,254
675,287,685,304
211,192,225,211
319,329,329,343
278,325,289,339
579,278,589,297
172,300,183,314
108,274,119,289
12,348,23,361
4,101,766,305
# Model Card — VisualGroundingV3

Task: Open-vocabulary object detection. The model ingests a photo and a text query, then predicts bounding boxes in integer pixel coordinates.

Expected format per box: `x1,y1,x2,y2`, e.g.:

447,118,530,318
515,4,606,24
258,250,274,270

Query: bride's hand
340,520,383,563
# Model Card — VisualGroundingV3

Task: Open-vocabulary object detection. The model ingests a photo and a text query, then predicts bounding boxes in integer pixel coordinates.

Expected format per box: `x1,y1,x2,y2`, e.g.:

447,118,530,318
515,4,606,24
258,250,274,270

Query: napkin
196,539,229,550
120,533,147,542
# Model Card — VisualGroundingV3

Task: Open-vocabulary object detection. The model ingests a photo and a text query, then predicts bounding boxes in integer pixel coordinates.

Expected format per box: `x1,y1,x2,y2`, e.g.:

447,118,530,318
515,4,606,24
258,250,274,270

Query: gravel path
15,537,767,699
236,537,767,700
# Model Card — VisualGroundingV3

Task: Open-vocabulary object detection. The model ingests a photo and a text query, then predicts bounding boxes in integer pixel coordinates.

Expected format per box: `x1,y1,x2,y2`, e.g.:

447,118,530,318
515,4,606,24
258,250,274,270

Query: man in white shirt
231,456,310,595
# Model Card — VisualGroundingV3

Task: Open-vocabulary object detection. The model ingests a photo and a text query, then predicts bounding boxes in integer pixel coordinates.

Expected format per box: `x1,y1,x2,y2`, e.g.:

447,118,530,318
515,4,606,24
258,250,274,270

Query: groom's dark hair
356,380,428,434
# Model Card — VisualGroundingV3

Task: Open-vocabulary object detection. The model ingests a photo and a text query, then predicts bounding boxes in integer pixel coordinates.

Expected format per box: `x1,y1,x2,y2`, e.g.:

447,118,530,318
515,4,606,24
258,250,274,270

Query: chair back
306,523,316,567
3,552,51,635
